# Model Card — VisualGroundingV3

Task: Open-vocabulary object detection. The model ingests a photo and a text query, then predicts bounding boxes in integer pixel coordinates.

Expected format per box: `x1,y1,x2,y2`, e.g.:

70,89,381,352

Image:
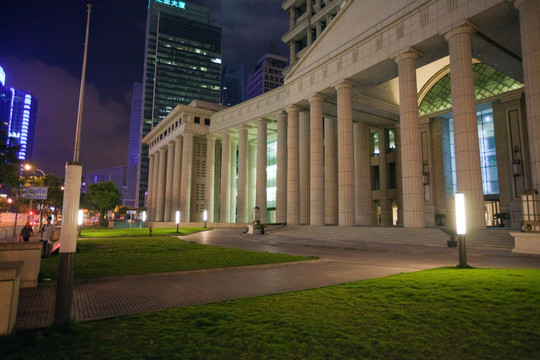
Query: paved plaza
16,228,540,331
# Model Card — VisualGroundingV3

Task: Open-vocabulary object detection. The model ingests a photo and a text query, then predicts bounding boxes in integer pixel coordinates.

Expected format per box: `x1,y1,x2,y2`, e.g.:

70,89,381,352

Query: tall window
449,107,498,195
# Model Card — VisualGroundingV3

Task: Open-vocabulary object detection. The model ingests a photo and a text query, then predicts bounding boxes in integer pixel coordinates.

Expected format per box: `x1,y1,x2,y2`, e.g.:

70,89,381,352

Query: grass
39,234,314,280
2,268,539,359
78,227,206,238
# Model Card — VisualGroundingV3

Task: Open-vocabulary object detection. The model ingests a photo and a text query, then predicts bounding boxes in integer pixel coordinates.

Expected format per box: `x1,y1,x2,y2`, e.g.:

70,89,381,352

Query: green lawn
39,234,315,280
78,227,206,237
3,268,539,359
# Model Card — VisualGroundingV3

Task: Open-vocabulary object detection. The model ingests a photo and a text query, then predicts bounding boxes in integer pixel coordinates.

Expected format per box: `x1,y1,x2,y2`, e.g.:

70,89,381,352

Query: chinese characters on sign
155,0,186,9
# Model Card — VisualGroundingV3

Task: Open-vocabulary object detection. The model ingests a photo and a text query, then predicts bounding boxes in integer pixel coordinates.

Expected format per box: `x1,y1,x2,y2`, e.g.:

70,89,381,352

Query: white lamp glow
77,209,84,226
142,211,147,222
175,210,180,224
455,193,466,235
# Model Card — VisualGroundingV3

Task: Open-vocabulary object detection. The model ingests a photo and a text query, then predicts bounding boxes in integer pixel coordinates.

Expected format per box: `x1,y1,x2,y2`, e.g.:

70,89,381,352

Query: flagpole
54,3,91,327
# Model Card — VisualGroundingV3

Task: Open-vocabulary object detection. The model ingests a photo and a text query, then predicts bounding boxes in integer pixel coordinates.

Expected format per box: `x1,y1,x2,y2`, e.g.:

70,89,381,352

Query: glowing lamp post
203,210,208,228
455,193,468,268
77,209,83,236
141,211,147,228
175,210,180,233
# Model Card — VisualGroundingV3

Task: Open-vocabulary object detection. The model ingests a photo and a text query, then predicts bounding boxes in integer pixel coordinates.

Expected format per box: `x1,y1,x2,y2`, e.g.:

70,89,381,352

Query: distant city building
82,166,131,206
246,43,288,100
0,65,38,163
136,0,223,206
220,63,245,106
125,82,143,208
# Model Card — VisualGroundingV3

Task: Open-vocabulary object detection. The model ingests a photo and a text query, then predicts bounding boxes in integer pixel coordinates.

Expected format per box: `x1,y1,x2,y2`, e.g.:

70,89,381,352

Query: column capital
308,93,326,103
394,48,422,64
167,141,175,149
237,124,250,131
285,104,302,113
333,79,355,91
257,118,270,125
444,24,474,41
182,132,194,139
159,147,168,154
206,134,218,141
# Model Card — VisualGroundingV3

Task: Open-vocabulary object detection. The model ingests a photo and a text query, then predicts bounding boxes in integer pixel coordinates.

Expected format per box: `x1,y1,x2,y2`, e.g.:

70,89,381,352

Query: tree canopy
0,128,21,188
84,182,121,225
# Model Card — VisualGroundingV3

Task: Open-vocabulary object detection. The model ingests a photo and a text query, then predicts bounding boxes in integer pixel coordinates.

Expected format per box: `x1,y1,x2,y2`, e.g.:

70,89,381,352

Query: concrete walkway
16,228,540,331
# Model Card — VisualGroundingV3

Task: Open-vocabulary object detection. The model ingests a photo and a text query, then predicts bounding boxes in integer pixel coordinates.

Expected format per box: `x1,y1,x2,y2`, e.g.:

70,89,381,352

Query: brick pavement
15,228,540,331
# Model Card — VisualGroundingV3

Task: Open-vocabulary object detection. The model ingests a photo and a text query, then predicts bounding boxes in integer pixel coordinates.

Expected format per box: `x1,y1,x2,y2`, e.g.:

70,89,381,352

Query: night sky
0,0,289,177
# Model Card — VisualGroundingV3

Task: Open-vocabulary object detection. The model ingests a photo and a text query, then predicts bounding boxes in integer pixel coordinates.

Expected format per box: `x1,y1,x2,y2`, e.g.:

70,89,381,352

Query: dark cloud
1,57,129,177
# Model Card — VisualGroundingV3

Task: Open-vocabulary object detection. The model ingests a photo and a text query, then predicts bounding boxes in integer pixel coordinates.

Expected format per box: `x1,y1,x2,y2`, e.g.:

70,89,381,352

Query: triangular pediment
286,0,410,82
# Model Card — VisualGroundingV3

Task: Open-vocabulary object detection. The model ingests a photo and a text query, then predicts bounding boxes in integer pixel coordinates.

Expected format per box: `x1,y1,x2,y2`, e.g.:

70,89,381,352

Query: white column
276,111,288,224
248,142,257,222
516,0,540,191
299,111,311,224
286,105,301,225
445,26,485,229
171,136,183,218
220,131,231,223
354,121,371,225
324,117,338,225
229,138,237,223
147,153,155,221
289,8,296,28
179,133,193,222
164,141,175,222
237,126,249,223
289,42,296,63
256,119,268,223
335,81,355,226
396,50,425,228
205,136,216,223
155,147,167,222
309,94,325,225
151,151,160,222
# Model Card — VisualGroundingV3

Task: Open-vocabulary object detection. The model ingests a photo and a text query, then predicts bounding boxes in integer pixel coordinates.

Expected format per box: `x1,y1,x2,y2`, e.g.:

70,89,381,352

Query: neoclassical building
143,0,539,231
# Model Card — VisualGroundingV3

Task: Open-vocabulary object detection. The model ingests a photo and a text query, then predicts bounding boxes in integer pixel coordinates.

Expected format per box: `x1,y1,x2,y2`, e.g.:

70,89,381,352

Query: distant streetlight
141,211,146,228
455,193,468,268
175,210,180,233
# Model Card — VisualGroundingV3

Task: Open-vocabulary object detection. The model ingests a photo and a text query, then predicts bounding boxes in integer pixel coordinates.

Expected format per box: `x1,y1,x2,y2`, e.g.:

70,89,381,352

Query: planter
0,241,42,288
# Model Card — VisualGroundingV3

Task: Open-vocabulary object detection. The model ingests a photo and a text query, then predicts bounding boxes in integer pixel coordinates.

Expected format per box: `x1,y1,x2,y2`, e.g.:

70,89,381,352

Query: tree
0,128,22,188
40,174,64,219
84,182,121,226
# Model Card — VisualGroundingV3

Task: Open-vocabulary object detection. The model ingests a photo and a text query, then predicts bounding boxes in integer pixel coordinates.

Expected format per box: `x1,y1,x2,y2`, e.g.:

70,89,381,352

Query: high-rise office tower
0,65,38,163
220,63,245,106
246,43,288,100
137,0,222,206
126,82,143,208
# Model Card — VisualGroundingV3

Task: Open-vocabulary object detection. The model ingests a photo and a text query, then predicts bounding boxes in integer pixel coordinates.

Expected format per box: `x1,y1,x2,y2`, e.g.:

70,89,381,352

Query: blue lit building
0,65,38,163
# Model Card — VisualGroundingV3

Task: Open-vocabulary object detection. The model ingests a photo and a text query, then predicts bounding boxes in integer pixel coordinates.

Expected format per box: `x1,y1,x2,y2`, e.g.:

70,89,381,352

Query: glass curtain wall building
137,0,222,206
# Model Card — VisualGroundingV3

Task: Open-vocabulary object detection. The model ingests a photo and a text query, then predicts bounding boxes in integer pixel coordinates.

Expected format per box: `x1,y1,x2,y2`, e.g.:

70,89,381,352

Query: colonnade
147,3,540,231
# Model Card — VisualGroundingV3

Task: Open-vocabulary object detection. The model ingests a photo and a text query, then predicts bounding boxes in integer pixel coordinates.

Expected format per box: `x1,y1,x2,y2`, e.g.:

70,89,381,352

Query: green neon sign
155,0,186,9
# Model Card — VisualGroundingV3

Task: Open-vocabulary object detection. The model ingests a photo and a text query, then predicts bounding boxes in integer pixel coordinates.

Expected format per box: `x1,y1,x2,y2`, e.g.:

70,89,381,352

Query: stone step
266,225,516,251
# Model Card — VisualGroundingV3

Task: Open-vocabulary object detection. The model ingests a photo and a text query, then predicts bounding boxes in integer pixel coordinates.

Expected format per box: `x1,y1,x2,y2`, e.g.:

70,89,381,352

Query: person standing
19,222,34,242
40,217,55,258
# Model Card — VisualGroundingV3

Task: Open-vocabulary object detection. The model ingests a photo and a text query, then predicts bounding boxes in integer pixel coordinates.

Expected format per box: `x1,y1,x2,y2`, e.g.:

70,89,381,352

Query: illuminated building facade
0,65,38,163
144,0,540,234
136,0,222,206
246,44,288,100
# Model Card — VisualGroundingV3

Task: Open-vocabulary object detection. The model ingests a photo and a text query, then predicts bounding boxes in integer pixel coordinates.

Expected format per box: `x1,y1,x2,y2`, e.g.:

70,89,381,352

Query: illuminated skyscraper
136,0,222,206
0,65,38,163
220,63,245,106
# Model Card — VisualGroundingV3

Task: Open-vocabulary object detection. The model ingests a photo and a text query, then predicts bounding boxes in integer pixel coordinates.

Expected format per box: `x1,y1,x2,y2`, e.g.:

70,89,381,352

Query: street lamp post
24,164,46,227
175,210,180,233
203,210,208,228
455,193,468,268
54,3,92,327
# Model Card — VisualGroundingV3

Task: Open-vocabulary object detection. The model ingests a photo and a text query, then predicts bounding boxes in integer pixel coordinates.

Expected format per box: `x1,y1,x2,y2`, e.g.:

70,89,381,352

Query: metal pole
54,4,91,327
458,234,468,268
